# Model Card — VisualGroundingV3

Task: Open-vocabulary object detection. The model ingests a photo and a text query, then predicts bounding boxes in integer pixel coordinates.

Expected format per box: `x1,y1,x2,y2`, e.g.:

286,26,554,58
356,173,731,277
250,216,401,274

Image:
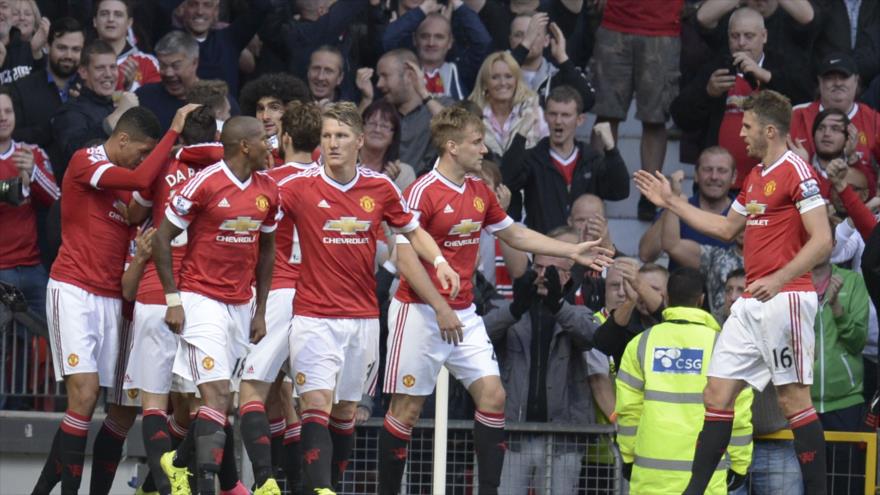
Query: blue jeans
732,440,803,495
0,264,48,410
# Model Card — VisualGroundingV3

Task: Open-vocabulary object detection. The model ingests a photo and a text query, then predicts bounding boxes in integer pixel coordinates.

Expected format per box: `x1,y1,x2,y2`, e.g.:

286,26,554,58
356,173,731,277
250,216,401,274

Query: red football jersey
166,161,280,304
51,146,136,296
116,48,160,91
0,142,59,269
396,171,512,309
732,151,825,294
277,166,418,318
134,143,224,305
266,161,317,290
790,101,880,195
601,0,684,36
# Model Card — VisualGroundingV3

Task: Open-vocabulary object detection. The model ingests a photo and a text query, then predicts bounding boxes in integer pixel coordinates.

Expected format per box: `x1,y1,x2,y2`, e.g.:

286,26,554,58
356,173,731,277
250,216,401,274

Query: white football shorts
384,299,499,395
289,315,379,403
46,279,122,387
241,288,295,383
124,302,180,394
709,291,818,390
172,291,252,386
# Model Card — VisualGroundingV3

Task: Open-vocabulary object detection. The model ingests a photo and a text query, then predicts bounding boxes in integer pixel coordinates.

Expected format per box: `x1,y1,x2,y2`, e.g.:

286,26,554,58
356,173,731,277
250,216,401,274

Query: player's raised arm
494,223,615,272
91,104,202,191
401,227,462,300
634,170,746,242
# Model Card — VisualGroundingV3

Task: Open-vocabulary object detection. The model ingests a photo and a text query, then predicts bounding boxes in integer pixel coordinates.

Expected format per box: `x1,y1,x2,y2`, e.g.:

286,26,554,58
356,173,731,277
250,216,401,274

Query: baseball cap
819,53,858,77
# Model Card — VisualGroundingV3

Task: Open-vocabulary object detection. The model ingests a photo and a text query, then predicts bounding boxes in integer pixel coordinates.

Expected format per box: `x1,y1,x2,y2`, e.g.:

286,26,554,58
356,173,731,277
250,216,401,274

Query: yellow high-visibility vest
615,306,753,494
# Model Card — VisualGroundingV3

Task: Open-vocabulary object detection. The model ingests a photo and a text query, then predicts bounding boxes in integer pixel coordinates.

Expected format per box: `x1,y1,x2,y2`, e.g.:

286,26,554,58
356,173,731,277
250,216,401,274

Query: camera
723,55,739,76
0,176,24,206
723,54,758,89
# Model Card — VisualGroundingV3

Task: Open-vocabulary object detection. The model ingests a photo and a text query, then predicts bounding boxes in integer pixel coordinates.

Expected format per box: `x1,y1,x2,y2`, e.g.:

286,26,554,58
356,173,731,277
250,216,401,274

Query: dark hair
80,40,116,68
113,107,161,141
281,100,322,153
811,108,851,138
186,79,229,117
95,0,133,18
667,267,706,308
546,85,583,113
725,268,746,283
181,107,217,145
742,90,792,135
240,73,310,117
49,17,83,45
362,99,401,163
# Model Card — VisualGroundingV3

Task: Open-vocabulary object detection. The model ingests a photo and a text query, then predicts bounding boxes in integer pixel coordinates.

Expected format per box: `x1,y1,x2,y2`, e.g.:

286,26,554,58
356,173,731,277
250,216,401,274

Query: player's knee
67,377,100,413
331,401,358,420
390,395,424,425
301,390,332,412
479,383,506,413
200,382,231,412
775,385,812,417
702,383,735,411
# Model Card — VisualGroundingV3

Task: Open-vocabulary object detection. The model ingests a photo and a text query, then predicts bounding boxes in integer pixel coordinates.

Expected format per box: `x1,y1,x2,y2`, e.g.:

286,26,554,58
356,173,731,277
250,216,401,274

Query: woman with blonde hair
12,0,48,58
468,50,548,158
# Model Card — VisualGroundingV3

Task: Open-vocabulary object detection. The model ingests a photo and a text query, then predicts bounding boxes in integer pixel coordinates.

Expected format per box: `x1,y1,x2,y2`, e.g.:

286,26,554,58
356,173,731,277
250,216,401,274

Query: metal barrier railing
333,419,621,495
0,320,63,410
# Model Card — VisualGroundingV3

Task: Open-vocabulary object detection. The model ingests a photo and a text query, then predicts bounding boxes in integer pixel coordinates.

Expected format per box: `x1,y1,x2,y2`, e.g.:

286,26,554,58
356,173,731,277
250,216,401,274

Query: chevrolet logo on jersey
745,200,766,215
448,219,482,237
220,217,262,234
323,217,371,235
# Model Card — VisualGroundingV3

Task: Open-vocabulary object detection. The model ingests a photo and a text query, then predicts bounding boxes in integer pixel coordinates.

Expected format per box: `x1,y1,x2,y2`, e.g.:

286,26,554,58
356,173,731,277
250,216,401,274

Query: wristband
433,255,447,268
165,292,182,307
422,94,433,105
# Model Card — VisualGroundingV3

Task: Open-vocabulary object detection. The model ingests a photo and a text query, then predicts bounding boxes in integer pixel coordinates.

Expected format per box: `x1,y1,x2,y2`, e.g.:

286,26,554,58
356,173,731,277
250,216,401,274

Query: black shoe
637,195,657,222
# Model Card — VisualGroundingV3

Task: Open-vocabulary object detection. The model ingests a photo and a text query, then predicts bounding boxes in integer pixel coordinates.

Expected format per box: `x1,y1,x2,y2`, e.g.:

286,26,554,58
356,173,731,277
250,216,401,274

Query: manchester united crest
402,375,416,388
473,197,485,212
127,389,139,399
763,180,776,197
256,195,270,212
67,353,79,367
295,372,306,385
360,196,375,212
202,357,215,370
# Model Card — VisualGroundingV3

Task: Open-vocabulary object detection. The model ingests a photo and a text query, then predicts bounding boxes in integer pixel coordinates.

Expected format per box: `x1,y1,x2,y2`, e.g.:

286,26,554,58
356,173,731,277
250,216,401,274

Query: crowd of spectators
2,0,880,491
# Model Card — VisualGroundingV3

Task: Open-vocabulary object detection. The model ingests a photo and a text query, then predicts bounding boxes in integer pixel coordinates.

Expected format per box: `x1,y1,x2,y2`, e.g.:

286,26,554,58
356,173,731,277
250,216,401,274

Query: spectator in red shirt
93,0,161,91
671,7,809,190
0,86,59,316
590,0,684,221
790,53,880,196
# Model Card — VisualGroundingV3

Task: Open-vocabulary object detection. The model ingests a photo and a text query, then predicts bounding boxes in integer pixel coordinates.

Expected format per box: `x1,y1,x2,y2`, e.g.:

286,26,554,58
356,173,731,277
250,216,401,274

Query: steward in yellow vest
616,268,753,494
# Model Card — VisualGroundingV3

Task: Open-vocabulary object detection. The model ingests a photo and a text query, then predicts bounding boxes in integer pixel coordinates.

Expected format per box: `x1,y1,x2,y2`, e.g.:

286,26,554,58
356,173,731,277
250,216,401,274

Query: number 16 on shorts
772,346,793,370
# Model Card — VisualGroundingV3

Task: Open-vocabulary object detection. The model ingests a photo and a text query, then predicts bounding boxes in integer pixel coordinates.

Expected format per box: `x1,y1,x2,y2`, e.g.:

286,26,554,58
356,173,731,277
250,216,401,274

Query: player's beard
746,136,767,160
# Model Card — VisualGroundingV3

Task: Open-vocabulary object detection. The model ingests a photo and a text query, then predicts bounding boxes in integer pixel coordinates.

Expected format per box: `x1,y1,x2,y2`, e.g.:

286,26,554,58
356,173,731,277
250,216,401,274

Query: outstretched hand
570,239,614,272
633,170,674,210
